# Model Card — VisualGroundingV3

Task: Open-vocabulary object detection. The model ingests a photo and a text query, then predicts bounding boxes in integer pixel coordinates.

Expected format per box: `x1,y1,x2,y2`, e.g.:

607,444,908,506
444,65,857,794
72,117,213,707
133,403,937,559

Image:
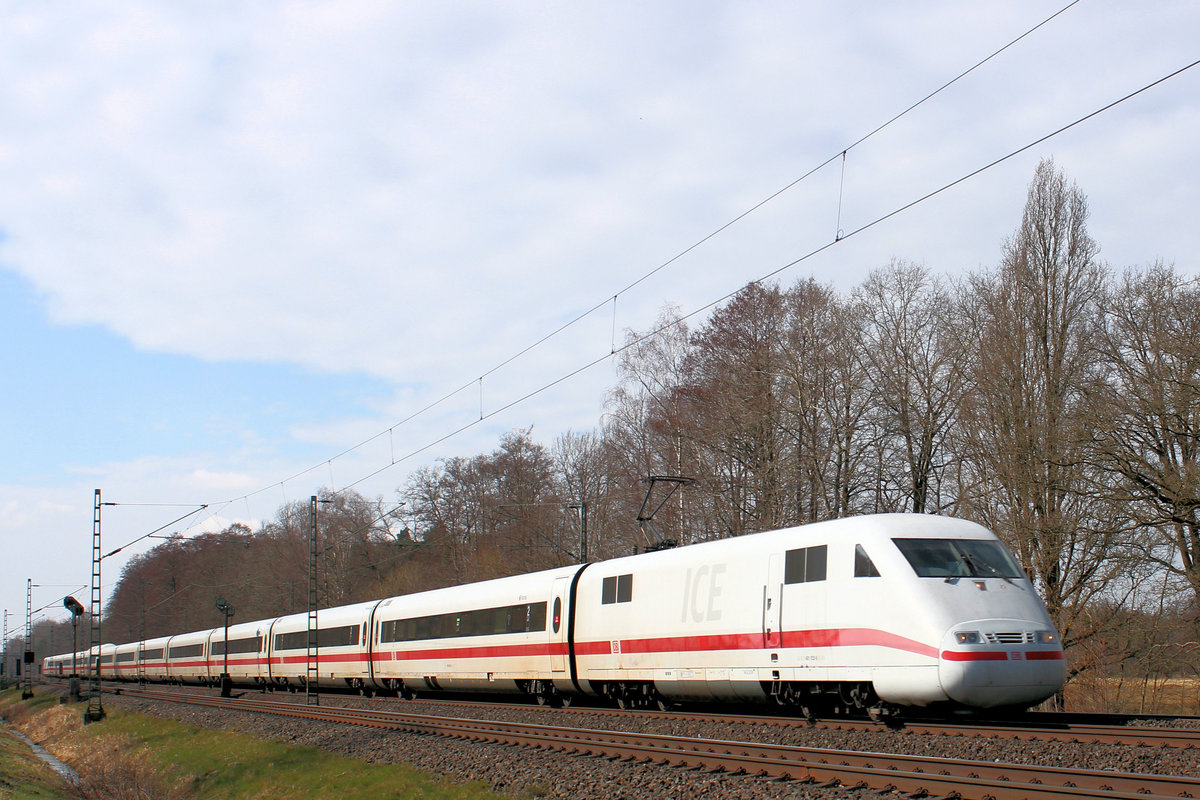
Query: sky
2,0,1197,641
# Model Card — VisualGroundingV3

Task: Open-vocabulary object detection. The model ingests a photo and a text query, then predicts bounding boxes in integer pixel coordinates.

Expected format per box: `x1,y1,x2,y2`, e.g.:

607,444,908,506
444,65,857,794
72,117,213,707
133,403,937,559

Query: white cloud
188,468,259,494
3,1,1199,619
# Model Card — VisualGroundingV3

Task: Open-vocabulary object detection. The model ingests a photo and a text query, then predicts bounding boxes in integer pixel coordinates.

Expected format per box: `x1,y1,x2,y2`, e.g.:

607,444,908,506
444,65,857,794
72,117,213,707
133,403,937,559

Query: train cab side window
854,544,881,577
602,573,634,604
784,545,827,584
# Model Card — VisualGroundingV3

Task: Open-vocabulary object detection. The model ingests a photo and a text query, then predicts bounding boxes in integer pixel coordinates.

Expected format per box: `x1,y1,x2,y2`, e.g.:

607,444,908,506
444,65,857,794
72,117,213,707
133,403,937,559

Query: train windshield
892,538,1024,579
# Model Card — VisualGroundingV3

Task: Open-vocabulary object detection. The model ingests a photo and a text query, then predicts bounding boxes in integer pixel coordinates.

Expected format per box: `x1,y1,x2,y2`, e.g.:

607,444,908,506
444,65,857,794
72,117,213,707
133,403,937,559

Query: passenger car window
892,538,1024,578
378,602,547,643
617,573,633,603
602,574,634,604
784,545,827,584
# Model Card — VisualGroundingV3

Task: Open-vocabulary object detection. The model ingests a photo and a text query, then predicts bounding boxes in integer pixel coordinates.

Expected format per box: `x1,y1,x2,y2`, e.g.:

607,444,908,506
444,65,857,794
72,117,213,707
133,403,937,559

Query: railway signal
214,598,235,697
64,596,84,700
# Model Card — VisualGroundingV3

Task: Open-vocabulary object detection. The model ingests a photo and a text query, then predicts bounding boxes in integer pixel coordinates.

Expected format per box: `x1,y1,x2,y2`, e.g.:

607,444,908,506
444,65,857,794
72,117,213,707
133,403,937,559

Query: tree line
16,158,1199,706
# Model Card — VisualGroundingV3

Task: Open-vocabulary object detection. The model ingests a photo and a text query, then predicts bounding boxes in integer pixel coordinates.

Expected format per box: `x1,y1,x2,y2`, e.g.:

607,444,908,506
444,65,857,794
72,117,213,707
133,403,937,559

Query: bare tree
605,305,695,544
1098,264,1200,612
486,427,572,573
403,429,570,583
958,158,1121,666
405,457,491,585
679,282,789,537
856,260,969,513
103,490,405,637
778,277,874,520
554,428,622,561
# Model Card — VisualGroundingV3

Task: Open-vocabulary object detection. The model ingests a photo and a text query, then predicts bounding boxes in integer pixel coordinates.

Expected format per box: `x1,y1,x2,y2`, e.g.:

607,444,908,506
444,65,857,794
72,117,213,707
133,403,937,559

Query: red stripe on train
574,628,938,659
98,629,1062,671
372,628,939,662
941,649,1064,662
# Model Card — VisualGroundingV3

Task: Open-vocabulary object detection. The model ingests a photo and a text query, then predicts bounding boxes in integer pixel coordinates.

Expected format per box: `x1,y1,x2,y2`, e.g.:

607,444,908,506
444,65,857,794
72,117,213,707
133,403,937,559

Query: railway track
810,714,1200,749
117,687,1200,800
331,692,1200,749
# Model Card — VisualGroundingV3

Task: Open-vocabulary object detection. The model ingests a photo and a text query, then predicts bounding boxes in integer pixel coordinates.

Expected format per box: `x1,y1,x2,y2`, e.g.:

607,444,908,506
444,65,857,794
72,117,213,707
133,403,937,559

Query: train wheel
868,704,902,726
538,683,565,708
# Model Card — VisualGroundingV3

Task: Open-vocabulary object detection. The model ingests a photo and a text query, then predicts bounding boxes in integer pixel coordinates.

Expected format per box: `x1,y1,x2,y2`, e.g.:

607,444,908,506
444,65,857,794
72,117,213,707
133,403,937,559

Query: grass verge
0,719,75,800
1,689,521,800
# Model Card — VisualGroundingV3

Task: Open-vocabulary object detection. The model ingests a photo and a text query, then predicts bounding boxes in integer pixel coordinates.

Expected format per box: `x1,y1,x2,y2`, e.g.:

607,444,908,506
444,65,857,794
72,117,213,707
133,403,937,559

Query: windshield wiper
960,548,1014,583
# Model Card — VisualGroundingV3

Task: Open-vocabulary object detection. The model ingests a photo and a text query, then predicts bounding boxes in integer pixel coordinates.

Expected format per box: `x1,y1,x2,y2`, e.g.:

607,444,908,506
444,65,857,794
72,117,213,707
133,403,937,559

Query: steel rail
349,692,1200,749
808,715,1200,749
72,676,1200,749
120,688,1200,800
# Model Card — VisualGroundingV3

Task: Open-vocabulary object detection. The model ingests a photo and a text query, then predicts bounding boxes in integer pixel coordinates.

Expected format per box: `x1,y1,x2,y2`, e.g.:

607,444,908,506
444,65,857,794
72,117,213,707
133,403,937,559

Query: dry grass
1,690,195,800
3,689,507,800
21,703,79,746
1067,675,1200,715
59,733,196,800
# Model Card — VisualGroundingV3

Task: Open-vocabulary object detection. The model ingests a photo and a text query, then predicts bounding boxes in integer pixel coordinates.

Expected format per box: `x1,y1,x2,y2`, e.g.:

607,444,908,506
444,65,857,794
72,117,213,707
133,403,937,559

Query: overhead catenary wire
210,38,1199,529
29,586,89,617
127,49,1199,562
335,54,1200,495
127,8,1199,556
99,503,209,560
201,0,1087,517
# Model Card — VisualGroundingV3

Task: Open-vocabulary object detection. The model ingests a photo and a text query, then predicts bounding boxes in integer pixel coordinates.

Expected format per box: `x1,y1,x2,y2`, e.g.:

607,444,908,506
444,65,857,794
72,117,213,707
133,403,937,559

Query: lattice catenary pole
22,578,33,699
85,488,105,722
306,495,320,705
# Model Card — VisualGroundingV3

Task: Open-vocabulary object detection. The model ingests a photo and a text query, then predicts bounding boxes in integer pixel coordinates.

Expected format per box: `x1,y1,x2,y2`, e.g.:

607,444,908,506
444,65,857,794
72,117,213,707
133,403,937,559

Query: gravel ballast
101,688,1200,800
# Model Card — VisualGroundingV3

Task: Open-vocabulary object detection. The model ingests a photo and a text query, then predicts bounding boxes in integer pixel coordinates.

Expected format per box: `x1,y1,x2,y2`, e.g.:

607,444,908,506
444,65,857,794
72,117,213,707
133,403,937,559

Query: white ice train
44,514,1065,716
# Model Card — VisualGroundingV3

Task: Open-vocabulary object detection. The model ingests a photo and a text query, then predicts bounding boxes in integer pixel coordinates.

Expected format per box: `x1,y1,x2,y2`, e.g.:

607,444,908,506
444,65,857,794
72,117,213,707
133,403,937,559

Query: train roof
606,513,992,568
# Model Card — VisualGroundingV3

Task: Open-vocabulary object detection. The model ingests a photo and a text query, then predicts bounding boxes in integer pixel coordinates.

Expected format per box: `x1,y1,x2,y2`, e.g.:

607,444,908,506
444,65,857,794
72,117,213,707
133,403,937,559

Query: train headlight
1035,630,1058,645
954,630,982,645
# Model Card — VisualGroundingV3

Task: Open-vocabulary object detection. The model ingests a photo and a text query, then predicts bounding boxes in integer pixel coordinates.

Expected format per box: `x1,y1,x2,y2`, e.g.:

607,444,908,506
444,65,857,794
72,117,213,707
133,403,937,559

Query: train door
264,621,278,685
551,576,569,673
764,554,783,648
364,600,385,692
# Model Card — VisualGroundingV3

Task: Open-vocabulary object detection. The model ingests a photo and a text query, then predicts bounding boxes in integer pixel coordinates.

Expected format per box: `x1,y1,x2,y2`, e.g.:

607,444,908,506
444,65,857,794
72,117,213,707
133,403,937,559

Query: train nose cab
890,534,1065,710
937,621,1065,708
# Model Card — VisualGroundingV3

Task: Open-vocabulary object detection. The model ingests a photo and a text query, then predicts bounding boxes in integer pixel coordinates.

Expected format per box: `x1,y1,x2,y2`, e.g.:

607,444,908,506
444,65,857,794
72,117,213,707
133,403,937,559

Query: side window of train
784,545,828,584
602,573,634,604
854,544,881,577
